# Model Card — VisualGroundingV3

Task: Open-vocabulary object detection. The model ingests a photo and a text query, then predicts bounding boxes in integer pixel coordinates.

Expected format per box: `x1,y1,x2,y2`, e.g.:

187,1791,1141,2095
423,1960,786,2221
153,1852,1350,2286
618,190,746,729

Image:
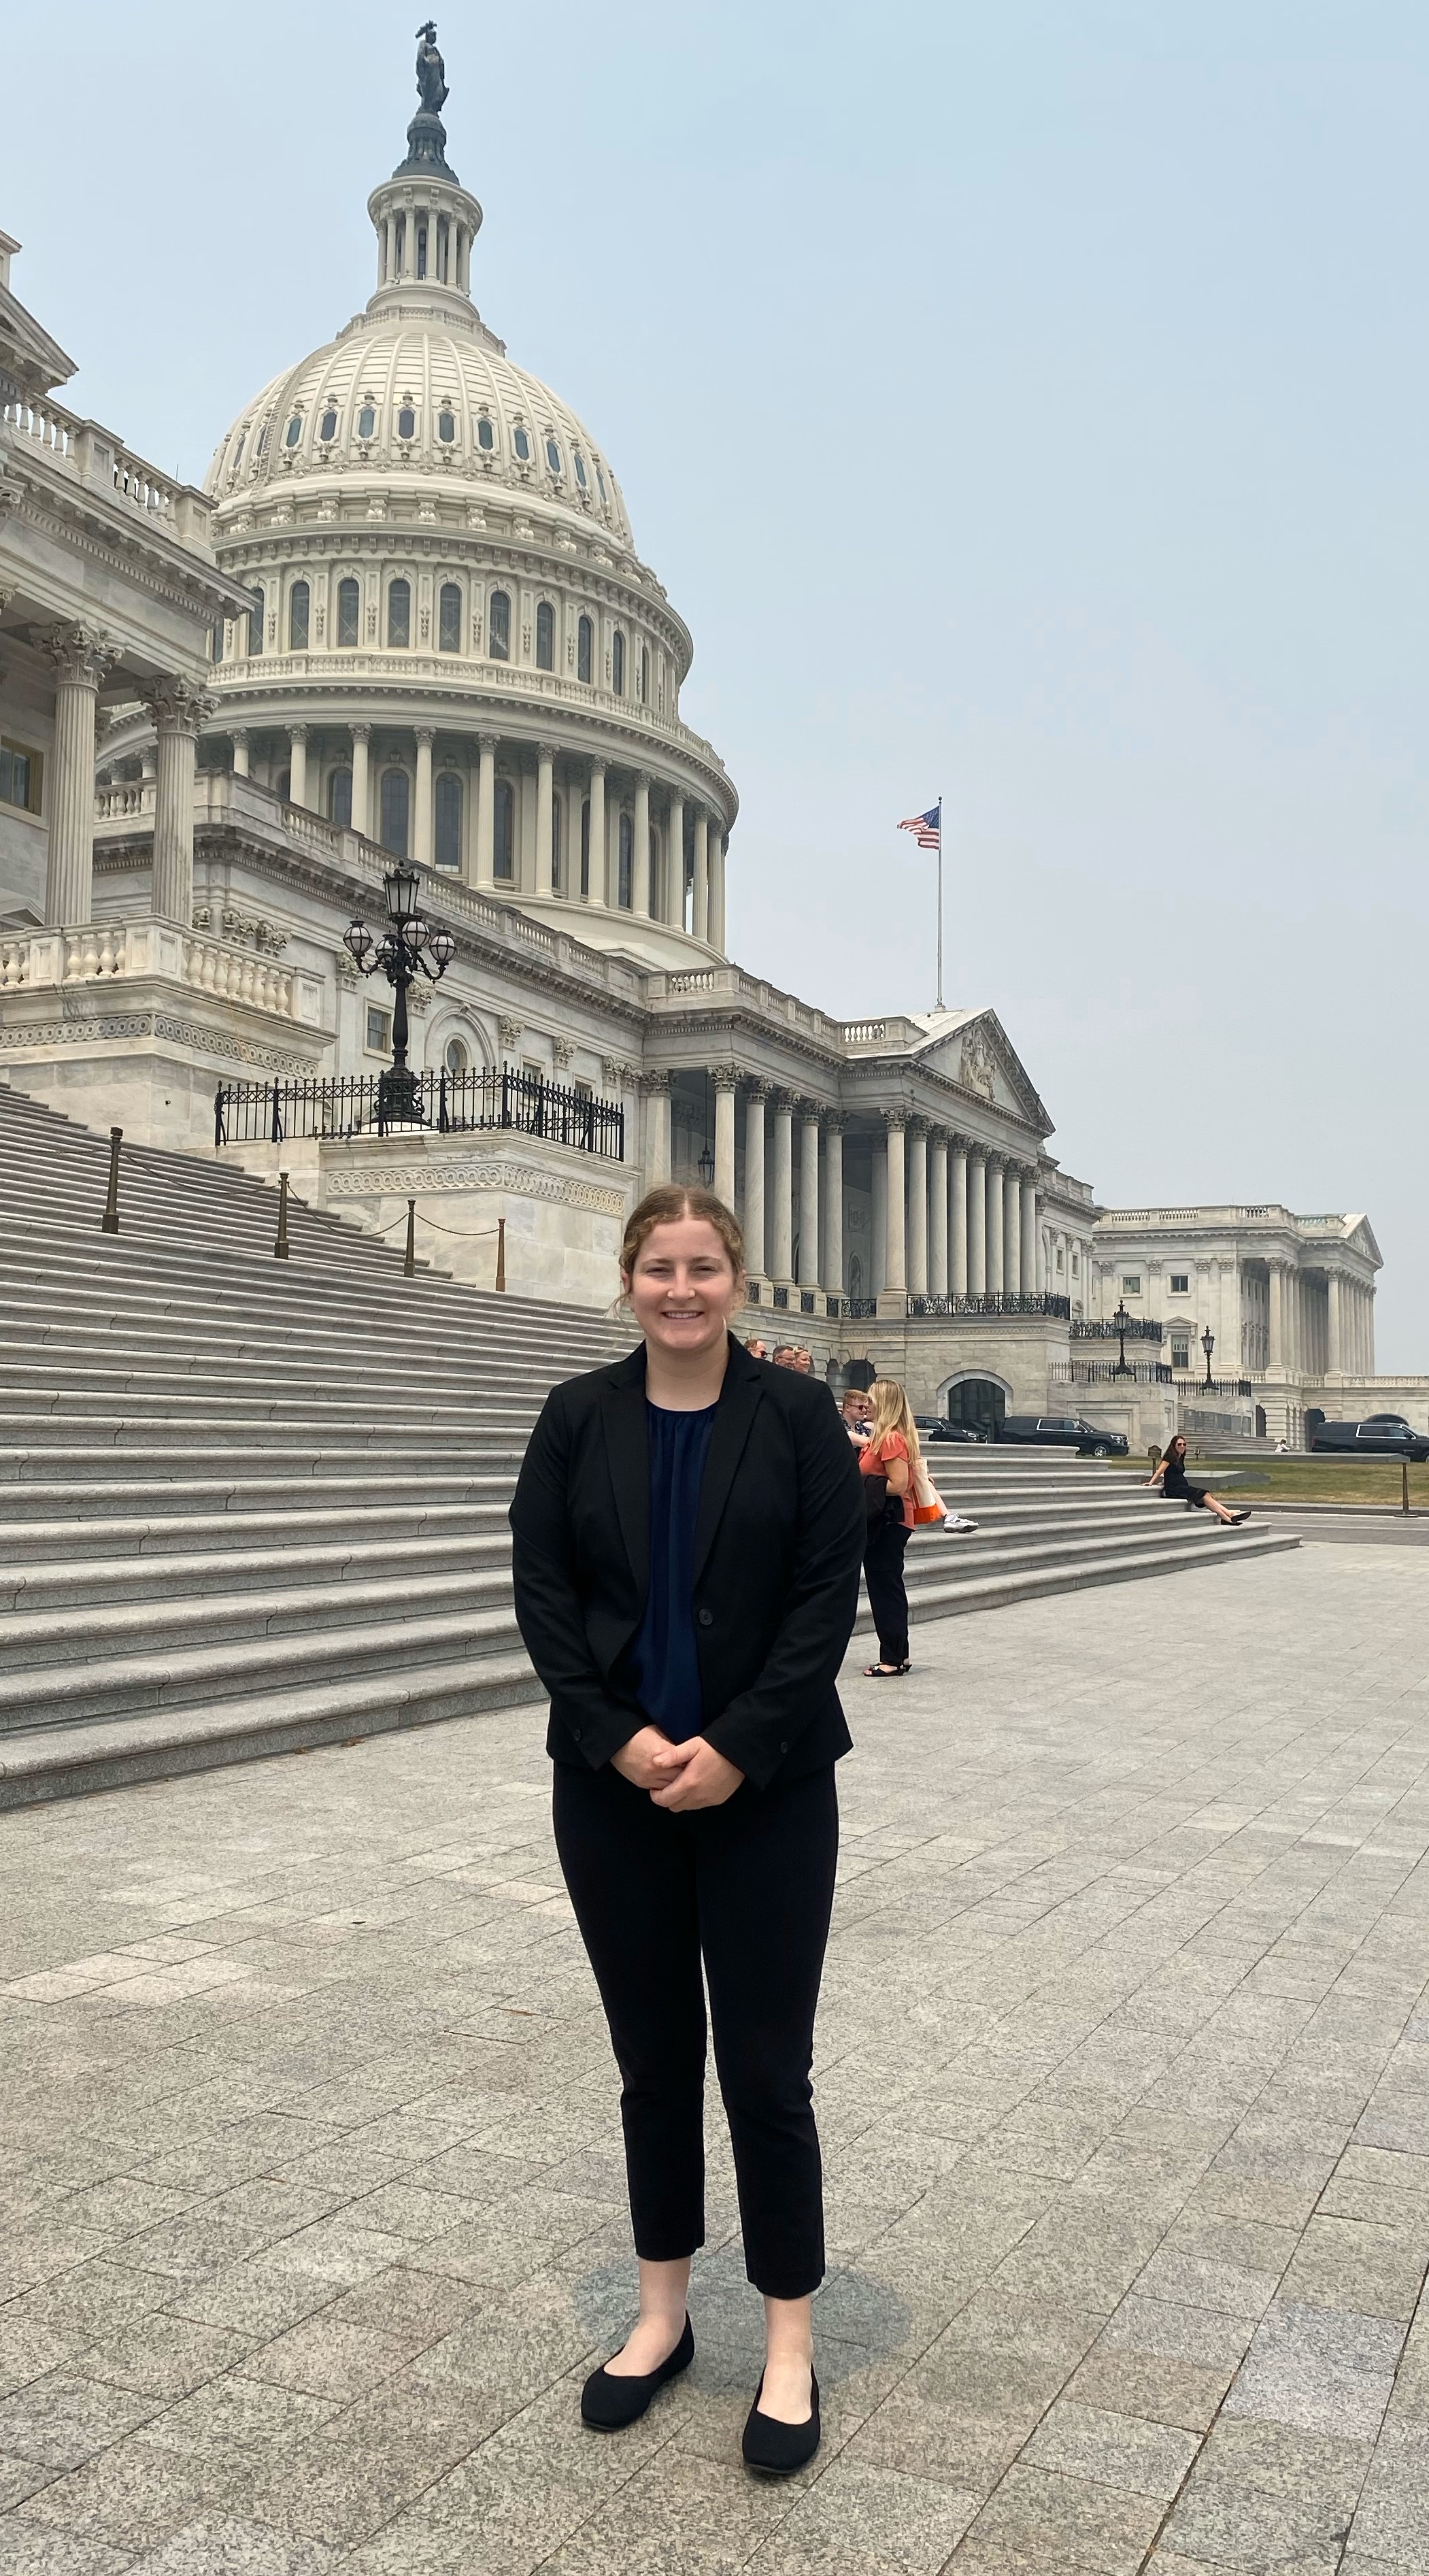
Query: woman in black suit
509,1184,864,2476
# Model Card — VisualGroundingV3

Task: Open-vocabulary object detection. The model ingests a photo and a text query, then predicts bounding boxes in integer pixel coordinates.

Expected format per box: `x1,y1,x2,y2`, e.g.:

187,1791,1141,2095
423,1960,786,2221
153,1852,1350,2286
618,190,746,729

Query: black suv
997,1415,1128,1458
913,1415,986,1445
1310,1416,1429,1460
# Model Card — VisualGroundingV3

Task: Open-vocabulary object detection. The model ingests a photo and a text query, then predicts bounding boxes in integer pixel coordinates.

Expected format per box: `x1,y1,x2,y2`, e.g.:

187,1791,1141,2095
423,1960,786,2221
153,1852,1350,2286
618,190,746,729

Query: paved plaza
2,1545,1428,2574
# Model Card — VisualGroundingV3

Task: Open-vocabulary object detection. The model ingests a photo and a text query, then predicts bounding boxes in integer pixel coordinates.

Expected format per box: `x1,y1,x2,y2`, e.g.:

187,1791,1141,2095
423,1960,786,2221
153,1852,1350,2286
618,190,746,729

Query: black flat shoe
580,2314,694,2431
741,2366,821,2477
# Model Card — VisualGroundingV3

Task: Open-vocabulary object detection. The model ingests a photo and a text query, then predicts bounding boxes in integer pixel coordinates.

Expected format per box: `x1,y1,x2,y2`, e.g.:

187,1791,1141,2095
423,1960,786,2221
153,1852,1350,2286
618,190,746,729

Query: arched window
247,588,265,658
357,403,376,439
535,601,554,671
618,812,633,909
493,778,514,881
438,583,462,653
210,618,224,666
545,437,561,475
387,579,411,648
437,409,456,444
327,767,352,828
595,461,608,505
284,414,301,448
513,426,531,461
476,415,495,450
337,578,360,648
611,629,625,696
444,1035,469,1076
580,797,591,898
231,430,247,476
288,581,309,652
489,590,511,660
380,768,409,858
435,771,463,871
319,406,338,441
577,614,593,684
551,796,563,892
637,642,649,703
397,405,416,441
573,450,588,489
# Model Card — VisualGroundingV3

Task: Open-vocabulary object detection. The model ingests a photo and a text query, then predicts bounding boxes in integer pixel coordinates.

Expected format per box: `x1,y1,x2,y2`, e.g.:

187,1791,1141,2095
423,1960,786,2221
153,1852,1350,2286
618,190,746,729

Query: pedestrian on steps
509,1183,864,2478
860,1377,920,1676
1147,1435,1251,1526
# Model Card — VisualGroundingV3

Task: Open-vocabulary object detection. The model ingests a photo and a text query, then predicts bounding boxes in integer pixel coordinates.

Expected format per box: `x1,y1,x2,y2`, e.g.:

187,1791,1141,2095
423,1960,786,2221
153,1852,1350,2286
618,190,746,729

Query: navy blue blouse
628,1400,717,1743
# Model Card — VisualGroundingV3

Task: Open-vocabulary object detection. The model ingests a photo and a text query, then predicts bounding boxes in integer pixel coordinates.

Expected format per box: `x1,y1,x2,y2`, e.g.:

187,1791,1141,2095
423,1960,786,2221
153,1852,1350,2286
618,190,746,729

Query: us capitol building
0,37,1408,1446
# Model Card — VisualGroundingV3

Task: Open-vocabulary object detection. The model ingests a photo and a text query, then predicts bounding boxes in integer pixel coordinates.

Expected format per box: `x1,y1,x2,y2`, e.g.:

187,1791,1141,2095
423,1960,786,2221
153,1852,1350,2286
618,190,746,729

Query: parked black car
996,1415,1128,1458
1310,1417,1429,1460
913,1414,987,1446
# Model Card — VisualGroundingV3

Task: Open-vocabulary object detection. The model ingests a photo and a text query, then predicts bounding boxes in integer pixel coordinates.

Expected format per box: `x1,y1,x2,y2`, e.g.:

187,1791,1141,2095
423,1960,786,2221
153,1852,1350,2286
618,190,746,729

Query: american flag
898,801,941,852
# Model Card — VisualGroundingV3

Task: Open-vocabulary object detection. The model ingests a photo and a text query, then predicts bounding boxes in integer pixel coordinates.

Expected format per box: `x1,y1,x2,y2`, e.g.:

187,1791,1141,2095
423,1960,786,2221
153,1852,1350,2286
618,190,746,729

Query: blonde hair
867,1378,922,1469
617,1185,745,1308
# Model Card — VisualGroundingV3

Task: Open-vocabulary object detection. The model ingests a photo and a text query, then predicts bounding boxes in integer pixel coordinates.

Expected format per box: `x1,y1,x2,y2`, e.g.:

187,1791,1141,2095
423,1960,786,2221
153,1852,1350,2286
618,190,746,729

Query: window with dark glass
248,588,265,657
493,778,514,880
387,579,411,648
380,767,409,857
595,461,608,503
435,771,463,870
611,629,625,696
416,224,428,279
577,614,593,683
573,450,587,488
638,643,648,702
618,812,633,907
255,419,270,458
366,1004,391,1054
551,797,563,890
357,403,375,439
337,577,360,647
489,590,510,660
513,426,531,461
580,797,590,897
394,214,406,271
397,406,416,441
276,768,290,804
288,580,309,652
284,414,302,448
545,438,561,474
438,582,462,652
477,415,495,450
327,767,352,828
210,619,224,665
444,1035,469,1076
319,407,338,441
0,741,39,813
437,409,456,444
535,601,554,671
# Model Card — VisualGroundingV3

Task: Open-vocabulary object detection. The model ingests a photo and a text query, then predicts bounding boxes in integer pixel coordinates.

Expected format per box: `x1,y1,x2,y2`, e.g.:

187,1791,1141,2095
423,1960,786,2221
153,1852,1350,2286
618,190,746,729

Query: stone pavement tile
159,2258,346,2343
0,2527,134,2572
12,2429,263,2556
539,2447,798,2575
0,2315,89,2400
397,2274,599,2411
753,2459,979,2573
125,2520,337,2574
131,2373,338,2460
82,2314,254,2400
1198,2415,1371,2511
339,2185,484,2246
242,2317,414,2403
1224,2298,1405,2438
845,2345,1070,2492
1278,2215,1429,2322
0,2372,163,2468
1342,2420,1429,2571
307,2266,482,2351
1022,2396,1201,2499
1098,2294,1258,2371
951,2463,1166,2573
1160,2460,1358,2568
0,2452,61,2508
239,2398,492,2548
1132,2249,1285,2321
52,2184,203,2243
1065,2345,1234,2432
249,2221,414,2291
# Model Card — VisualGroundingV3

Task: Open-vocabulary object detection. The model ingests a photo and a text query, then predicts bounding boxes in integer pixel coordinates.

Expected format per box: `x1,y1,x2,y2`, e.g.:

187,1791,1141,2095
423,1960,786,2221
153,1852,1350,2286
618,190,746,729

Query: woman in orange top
858,1378,920,1676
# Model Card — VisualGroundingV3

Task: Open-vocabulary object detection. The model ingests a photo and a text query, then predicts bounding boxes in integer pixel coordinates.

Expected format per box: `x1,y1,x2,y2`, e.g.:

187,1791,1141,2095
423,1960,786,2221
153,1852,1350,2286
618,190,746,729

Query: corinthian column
708,828,726,952
475,735,497,890
883,1111,907,1294
642,1072,671,1186
413,726,435,869
288,722,309,814
743,1084,767,1276
586,758,607,907
1326,1271,1343,1372
986,1157,1005,1293
907,1121,928,1294
951,1140,969,1292
692,812,709,941
928,1131,949,1294
139,677,210,926
1003,1166,1022,1294
535,742,556,897
633,773,651,916
824,1116,844,1294
665,793,684,926
42,624,115,925
1020,1177,1038,1299
798,1107,821,1290
770,1093,794,1282
712,1066,738,1204
967,1151,986,1294
350,723,371,838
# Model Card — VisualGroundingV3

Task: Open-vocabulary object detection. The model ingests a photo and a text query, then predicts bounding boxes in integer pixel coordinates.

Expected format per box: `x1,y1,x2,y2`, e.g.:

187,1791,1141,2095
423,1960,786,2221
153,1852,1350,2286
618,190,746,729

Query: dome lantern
366,22,482,318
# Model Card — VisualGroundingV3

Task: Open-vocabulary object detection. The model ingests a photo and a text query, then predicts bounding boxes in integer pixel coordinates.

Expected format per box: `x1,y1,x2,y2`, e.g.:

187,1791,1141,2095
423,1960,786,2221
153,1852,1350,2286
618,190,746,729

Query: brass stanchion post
101,1126,122,1233
404,1199,416,1277
274,1171,290,1258
495,1215,506,1292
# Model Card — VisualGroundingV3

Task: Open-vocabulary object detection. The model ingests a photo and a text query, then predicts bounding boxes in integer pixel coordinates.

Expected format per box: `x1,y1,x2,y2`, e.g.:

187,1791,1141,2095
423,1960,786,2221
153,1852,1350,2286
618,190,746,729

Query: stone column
968,1152,986,1294
1365,1283,1375,1375
907,1122,928,1294
883,1112,907,1294
1326,1270,1343,1372
1003,1167,1021,1294
474,735,497,889
986,1157,1005,1294
633,773,651,916
1268,1262,1284,1369
708,829,726,953
743,1084,767,1276
412,726,435,869
231,729,250,777
667,792,685,926
141,679,208,926
586,758,607,907
928,1132,949,1294
824,1116,844,1294
643,1073,671,1186
692,812,710,942
713,1067,738,1205
288,723,309,814
872,1135,888,1292
770,1093,794,1282
951,1141,968,1293
1020,1178,1038,1300
798,1107,821,1290
535,741,555,897
350,723,371,839
41,624,114,925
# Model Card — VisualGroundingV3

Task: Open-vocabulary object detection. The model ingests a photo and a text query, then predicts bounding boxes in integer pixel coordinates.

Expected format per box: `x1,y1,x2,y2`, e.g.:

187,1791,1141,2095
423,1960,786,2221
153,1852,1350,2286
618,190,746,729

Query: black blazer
509,1337,865,1790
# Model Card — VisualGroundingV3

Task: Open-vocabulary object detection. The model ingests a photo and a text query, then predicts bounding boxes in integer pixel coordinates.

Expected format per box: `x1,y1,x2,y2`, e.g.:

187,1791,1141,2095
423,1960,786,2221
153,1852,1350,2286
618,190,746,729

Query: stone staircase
0,1086,1296,1809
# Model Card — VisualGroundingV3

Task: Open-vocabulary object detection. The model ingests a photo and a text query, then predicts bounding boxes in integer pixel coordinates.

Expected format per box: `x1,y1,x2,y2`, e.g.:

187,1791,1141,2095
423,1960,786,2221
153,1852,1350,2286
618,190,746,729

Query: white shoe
943,1516,978,1533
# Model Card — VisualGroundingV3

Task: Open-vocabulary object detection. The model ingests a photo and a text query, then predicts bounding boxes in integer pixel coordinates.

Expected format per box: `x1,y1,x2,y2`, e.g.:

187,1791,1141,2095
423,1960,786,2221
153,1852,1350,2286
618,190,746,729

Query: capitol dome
192,39,735,969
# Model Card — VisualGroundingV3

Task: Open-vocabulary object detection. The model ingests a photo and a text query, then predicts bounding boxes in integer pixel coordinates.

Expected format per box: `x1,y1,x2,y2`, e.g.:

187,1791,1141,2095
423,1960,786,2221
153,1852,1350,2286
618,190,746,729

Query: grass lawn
1115,1454,1429,1509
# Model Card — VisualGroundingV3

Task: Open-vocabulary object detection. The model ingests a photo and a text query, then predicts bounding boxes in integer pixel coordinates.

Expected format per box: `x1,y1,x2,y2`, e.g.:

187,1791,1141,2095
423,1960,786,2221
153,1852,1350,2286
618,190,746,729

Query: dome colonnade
197,75,733,964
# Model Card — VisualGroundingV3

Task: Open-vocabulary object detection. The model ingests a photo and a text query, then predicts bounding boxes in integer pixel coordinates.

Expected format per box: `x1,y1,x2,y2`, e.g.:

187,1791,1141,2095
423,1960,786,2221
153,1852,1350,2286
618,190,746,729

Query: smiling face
623,1216,744,1365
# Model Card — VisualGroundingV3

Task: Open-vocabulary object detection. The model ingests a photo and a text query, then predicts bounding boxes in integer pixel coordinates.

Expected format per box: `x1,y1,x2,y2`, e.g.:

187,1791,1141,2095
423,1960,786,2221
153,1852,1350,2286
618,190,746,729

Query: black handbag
862,1470,901,1533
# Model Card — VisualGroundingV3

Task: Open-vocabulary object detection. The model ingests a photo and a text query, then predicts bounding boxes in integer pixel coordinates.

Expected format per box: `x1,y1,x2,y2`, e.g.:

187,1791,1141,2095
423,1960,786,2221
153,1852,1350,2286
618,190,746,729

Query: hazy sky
8,3,1426,1359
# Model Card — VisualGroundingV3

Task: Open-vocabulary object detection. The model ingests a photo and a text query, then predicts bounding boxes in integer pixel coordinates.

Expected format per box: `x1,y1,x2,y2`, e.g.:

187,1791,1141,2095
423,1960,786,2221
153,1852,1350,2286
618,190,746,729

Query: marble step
0,1527,511,1609
864,1522,1298,1633
0,1562,515,1675
0,1439,526,1482
0,1469,517,1518
0,1497,511,1558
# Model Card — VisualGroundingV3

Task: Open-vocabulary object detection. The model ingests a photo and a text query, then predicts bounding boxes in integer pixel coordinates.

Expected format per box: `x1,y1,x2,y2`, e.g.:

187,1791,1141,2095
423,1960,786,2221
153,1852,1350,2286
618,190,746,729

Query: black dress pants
863,1518,911,1664
551,1757,839,2299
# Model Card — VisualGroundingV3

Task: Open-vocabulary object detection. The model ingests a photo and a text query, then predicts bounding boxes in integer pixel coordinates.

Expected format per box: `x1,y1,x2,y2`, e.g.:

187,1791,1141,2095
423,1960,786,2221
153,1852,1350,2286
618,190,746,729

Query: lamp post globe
697,1143,715,1187
343,866,454,1128
1112,1298,1132,1377
1201,1325,1215,1391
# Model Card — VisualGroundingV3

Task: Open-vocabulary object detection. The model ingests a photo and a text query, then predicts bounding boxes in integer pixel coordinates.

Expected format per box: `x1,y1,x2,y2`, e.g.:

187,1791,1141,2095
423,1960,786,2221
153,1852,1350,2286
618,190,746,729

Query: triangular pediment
909,1007,1051,1135
1343,1215,1381,1267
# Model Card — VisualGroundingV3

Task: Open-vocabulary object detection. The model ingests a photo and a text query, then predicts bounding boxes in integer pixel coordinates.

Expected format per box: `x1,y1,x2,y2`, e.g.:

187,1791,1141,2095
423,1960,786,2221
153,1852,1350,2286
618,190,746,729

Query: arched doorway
947,1377,1006,1439
843,1356,876,1392
1254,1405,1266,1439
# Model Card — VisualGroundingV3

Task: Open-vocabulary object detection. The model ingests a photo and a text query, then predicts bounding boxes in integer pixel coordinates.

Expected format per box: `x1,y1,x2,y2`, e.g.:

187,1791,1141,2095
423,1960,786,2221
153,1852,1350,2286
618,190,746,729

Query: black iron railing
1052,1360,1175,1386
1175,1374,1254,1400
1071,1316,1164,1342
906,1292,1071,1320
214,1065,624,1160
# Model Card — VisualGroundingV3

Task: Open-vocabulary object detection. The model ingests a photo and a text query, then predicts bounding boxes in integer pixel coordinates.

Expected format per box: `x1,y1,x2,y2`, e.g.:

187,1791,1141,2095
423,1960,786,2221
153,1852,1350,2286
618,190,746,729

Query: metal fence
906,1292,1072,1320
1070,1316,1164,1342
214,1065,625,1159
1051,1360,1175,1386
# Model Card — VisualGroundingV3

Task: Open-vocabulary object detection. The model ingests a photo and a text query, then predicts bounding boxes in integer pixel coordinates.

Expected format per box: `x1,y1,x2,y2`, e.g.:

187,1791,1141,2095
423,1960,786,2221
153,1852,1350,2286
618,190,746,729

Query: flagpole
936,794,944,1011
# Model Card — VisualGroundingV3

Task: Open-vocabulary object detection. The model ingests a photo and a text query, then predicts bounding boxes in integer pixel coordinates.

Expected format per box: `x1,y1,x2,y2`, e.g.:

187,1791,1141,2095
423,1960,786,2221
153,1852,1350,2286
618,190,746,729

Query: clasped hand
611,1724,743,1811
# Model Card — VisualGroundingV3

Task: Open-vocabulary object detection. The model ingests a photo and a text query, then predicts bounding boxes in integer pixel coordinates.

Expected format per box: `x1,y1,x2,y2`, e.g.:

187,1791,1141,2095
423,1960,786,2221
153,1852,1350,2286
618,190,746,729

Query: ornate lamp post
343,866,455,1125
1111,1298,1132,1377
1201,1324,1215,1391
696,1143,715,1186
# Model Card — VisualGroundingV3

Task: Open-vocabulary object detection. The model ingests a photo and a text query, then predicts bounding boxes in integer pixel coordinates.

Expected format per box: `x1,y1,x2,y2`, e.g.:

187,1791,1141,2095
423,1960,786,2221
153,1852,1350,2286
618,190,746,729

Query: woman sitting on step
1148,1435,1251,1526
